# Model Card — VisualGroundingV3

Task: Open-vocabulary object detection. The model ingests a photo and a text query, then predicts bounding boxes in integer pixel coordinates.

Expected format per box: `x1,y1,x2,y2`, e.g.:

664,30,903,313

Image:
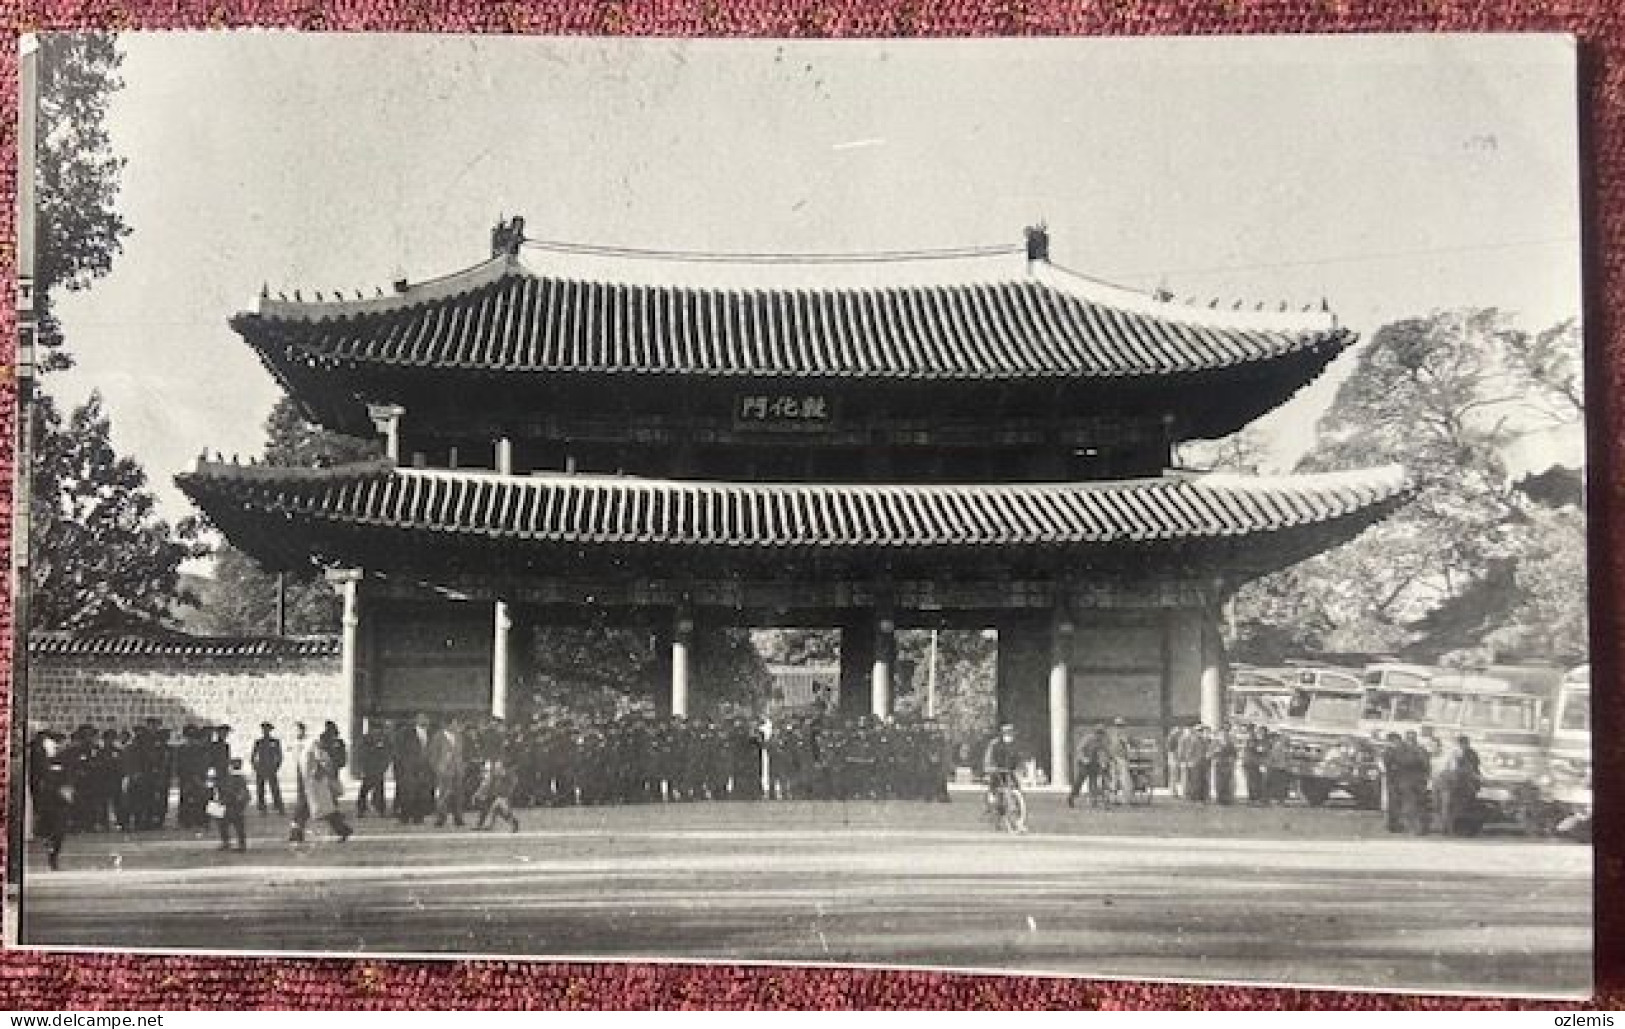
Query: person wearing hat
1104,718,1136,806
209,758,252,852
981,723,1027,831
31,731,74,870
251,722,284,816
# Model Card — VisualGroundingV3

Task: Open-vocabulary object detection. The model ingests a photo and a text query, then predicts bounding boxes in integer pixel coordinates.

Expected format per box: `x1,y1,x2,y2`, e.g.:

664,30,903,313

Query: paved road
17,797,1591,996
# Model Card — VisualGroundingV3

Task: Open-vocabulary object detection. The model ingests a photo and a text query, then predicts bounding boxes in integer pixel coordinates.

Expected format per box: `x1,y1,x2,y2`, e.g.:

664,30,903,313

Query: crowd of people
24,717,357,864
1377,729,1485,836
1151,721,1486,835
348,711,953,821
1162,724,1295,807
26,707,1492,869
25,709,955,863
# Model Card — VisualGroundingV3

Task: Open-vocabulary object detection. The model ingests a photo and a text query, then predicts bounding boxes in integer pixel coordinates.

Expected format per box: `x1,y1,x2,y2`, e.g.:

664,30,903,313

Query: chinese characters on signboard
735,393,835,430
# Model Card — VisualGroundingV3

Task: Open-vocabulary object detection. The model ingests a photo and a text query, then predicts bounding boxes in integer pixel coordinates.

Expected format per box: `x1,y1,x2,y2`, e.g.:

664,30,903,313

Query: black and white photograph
9,32,1592,997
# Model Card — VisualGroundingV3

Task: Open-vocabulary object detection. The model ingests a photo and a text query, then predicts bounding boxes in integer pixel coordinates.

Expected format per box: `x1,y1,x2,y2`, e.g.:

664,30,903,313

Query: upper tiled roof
232,254,1351,382
177,461,1410,552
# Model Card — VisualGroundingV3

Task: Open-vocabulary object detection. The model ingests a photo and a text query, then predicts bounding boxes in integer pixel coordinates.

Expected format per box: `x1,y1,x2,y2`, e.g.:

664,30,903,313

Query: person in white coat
291,728,352,844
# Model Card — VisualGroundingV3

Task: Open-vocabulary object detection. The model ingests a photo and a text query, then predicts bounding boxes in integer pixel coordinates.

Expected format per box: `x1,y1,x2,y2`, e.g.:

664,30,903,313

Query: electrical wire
520,238,1024,265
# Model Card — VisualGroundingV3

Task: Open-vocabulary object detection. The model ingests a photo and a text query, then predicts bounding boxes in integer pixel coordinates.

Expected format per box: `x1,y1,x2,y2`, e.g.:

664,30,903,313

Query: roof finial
491,215,528,258
1024,223,1050,265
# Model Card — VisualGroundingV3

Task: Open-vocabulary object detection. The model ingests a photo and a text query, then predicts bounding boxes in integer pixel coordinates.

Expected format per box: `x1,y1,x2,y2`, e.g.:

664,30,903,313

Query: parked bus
1540,664,1591,834
1424,669,1553,833
1359,663,1434,739
1228,666,1296,738
1279,667,1383,809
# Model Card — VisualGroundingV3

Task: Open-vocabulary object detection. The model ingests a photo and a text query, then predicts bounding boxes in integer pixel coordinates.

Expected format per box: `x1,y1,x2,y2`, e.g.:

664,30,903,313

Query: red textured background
0,0,1619,1011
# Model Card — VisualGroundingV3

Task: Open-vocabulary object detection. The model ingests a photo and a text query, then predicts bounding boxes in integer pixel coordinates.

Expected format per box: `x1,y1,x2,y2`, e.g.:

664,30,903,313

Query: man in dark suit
393,713,434,824
356,721,393,818
251,722,284,815
428,716,468,828
32,732,73,870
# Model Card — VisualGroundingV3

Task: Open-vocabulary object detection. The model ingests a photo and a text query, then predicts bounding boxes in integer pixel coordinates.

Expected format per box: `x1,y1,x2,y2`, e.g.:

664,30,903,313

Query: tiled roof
177,461,1411,551
233,254,1351,382
29,631,340,660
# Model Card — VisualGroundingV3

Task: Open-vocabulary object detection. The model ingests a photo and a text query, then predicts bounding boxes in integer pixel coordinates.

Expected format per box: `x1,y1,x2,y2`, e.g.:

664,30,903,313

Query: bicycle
985,769,1028,833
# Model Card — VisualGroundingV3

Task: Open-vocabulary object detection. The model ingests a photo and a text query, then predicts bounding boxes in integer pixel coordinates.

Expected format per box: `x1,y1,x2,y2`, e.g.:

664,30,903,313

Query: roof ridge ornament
1024,223,1050,266
492,214,527,258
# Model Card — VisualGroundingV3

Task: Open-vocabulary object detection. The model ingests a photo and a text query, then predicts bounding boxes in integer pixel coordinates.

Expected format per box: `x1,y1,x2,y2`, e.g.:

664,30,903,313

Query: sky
46,32,1584,524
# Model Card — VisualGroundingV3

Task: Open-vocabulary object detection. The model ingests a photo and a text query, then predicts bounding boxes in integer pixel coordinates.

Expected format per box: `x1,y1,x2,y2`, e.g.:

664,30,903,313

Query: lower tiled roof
177,461,1411,551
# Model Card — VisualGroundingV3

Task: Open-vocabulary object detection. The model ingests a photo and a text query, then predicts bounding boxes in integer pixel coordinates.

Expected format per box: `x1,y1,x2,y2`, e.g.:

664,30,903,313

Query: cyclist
982,724,1028,833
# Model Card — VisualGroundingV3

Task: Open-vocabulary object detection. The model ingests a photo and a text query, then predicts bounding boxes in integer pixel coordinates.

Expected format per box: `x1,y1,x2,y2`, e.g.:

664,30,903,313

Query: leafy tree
1485,505,1589,663
35,34,132,370
1225,309,1587,664
522,625,770,719
894,630,996,757
23,37,199,632
753,628,839,666
260,396,380,468
1178,426,1272,474
523,627,664,721
30,392,206,630
190,547,341,636
196,397,378,635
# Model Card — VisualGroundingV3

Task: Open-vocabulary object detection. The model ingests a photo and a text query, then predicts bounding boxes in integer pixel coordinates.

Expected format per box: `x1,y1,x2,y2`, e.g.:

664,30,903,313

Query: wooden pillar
366,403,405,463
671,606,694,719
838,619,873,719
1199,608,1227,730
491,600,512,720
871,612,896,719
995,615,1049,778
326,568,363,747
1049,615,1074,789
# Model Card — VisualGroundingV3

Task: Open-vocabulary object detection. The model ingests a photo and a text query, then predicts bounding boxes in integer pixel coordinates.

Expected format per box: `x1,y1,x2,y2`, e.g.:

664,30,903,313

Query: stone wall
25,644,345,740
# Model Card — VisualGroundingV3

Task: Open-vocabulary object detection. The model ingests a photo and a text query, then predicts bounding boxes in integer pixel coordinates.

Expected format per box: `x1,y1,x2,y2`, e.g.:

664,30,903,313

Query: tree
894,630,997,756
197,397,378,635
523,625,770,720
190,547,341,636
30,392,206,630
753,628,839,666
23,37,196,633
35,34,132,370
1484,506,1589,663
1224,309,1587,664
261,396,380,468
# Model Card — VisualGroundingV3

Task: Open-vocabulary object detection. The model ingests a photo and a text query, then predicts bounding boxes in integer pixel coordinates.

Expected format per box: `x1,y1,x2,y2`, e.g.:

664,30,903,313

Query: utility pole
274,571,287,636
926,628,939,719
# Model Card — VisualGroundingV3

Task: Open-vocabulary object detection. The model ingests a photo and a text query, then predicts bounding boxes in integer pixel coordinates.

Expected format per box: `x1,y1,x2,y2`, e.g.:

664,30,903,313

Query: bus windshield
1558,690,1590,734
1459,694,1539,732
1288,691,1362,725
1234,693,1290,724
1426,693,1465,725
1362,690,1429,723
